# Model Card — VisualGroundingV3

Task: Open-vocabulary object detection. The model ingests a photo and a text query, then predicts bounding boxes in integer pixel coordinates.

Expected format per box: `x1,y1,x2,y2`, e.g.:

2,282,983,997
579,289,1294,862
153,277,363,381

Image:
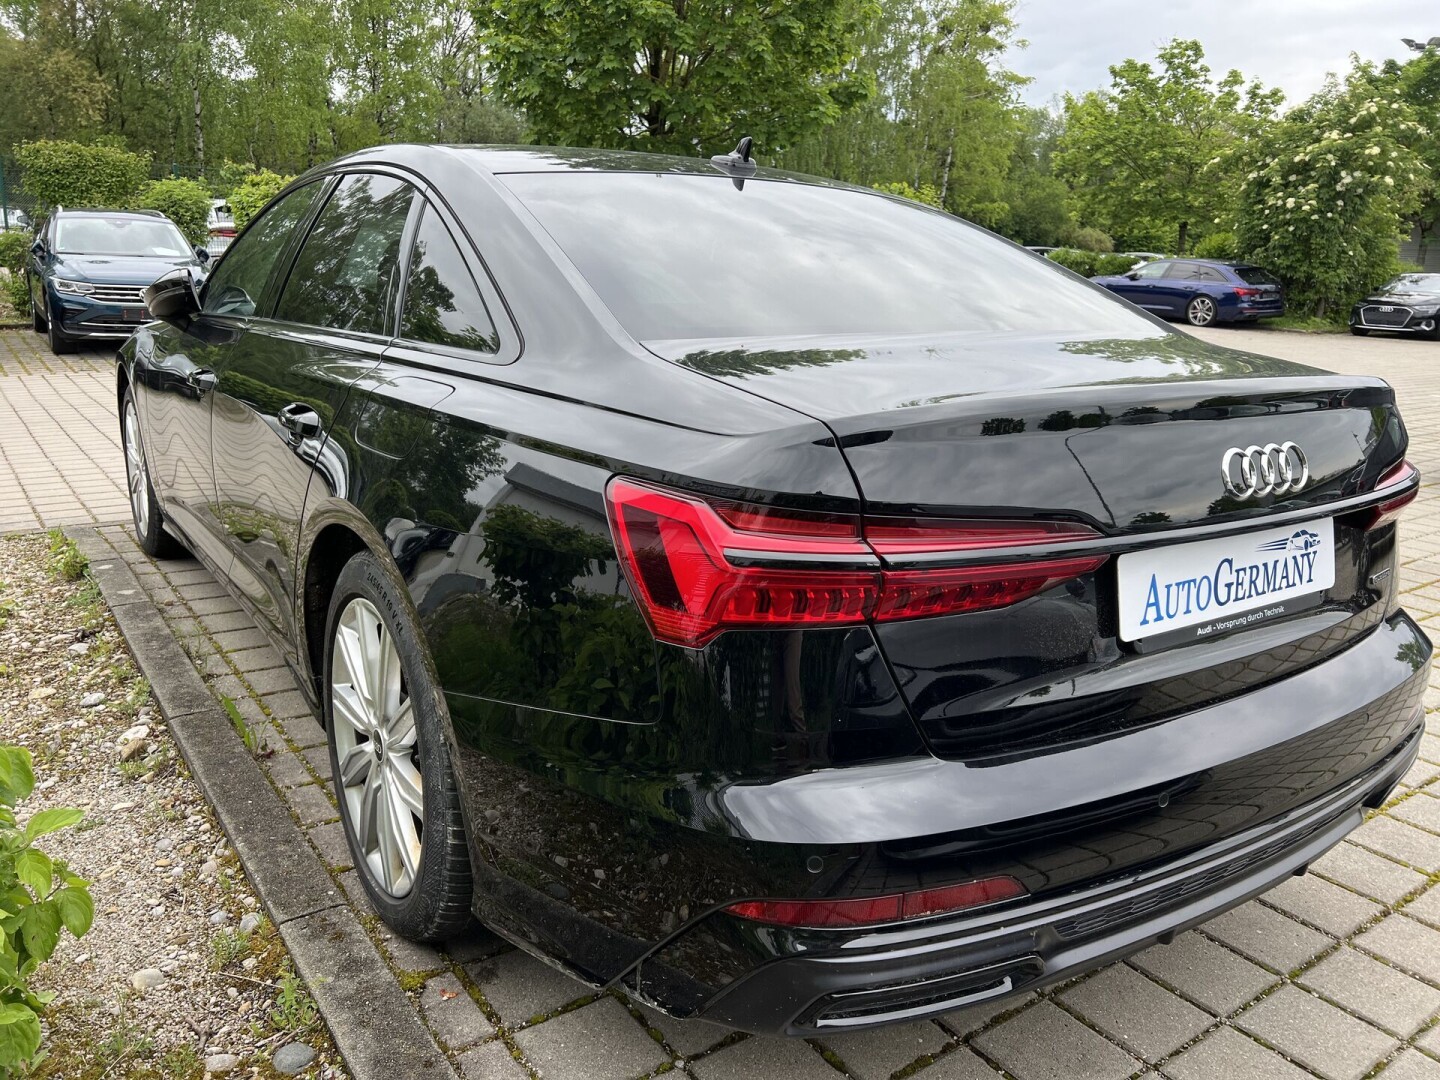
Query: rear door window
1163,262,1202,280
203,183,321,318
274,173,417,336
399,206,499,353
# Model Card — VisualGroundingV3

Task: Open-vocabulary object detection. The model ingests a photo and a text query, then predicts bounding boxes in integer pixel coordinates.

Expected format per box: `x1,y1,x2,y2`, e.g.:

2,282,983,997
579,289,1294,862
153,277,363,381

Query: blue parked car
28,208,208,354
1091,258,1284,327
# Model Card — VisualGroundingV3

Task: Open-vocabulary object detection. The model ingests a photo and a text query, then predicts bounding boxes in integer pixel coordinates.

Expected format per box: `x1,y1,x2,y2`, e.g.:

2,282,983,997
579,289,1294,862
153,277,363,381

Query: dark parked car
29,207,208,354
1091,258,1284,326
120,146,1426,1035
1350,274,1440,339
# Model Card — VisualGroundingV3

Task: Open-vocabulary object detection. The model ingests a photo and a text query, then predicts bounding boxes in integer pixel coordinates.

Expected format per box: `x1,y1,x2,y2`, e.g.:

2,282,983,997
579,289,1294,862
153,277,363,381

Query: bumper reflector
724,877,1027,929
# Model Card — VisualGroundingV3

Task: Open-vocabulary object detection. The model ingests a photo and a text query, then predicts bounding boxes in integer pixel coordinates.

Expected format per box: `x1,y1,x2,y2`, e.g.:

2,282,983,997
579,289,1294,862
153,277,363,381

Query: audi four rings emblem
1221,442,1310,499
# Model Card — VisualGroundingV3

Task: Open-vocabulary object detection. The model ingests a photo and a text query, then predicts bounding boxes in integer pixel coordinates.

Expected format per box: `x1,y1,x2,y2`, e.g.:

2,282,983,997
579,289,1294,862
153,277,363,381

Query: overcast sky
1011,0,1438,108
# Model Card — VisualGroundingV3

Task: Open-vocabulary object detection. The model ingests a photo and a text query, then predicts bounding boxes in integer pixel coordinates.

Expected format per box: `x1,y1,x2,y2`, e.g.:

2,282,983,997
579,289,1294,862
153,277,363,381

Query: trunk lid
650,328,1406,761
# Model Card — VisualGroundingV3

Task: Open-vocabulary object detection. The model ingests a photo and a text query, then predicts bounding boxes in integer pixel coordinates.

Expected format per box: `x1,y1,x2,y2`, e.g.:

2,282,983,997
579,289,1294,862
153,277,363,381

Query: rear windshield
1233,266,1280,286
502,172,1148,343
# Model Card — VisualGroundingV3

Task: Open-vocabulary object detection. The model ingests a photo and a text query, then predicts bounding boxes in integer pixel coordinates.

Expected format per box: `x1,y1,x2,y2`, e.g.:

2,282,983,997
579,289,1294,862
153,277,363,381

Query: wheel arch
299,519,371,709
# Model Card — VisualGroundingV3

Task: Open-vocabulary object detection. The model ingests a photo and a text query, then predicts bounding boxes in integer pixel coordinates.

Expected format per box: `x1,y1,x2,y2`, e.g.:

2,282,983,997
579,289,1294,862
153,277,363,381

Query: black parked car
1350,273,1440,339
120,146,1427,1035
29,207,209,354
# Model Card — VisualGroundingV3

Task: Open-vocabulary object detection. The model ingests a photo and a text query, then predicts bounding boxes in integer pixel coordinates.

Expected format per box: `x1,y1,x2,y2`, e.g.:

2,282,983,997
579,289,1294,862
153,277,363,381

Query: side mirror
145,268,201,327
1125,272,1141,281
194,246,210,264
29,239,45,257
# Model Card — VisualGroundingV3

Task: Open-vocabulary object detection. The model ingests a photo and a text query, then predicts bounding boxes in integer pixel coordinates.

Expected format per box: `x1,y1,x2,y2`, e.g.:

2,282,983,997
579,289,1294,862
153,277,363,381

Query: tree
1056,39,1281,254
0,33,107,151
1384,46,1440,264
780,0,1024,223
1229,59,1427,317
994,106,1073,245
476,0,871,155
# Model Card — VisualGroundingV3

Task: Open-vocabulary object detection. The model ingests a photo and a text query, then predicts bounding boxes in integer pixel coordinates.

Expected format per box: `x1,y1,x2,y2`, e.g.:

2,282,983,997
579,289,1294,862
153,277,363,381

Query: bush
136,178,211,246
1068,226,1114,253
229,169,295,231
12,139,150,213
0,231,32,317
0,744,94,1074
209,161,256,200
1192,231,1238,261
1046,248,1136,277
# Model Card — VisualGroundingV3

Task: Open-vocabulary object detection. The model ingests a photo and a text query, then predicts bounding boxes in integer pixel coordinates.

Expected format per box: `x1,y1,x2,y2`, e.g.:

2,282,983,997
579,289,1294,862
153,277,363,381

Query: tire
1424,323,1440,342
1350,325,1370,337
121,388,187,559
324,551,473,941
46,307,76,354
1185,295,1218,327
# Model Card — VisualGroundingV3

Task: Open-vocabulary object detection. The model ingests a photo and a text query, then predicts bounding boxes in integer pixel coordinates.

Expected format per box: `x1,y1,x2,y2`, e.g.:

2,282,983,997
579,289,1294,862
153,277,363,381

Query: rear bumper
697,721,1416,1033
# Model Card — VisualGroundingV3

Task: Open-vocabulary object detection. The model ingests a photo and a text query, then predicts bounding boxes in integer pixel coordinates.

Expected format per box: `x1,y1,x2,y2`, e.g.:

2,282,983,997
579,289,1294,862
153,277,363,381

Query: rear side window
203,183,319,317
503,173,1145,342
275,173,416,336
1234,266,1280,286
399,207,499,353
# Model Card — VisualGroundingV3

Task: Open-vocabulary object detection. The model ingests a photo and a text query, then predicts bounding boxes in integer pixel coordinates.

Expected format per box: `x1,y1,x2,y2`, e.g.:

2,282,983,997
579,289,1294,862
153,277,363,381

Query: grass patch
1259,314,1347,333
269,966,320,1033
47,528,89,582
210,927,251,970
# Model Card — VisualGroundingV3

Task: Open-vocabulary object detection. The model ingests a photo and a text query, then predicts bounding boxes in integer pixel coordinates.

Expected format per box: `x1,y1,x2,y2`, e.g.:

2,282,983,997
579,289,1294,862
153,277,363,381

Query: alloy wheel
330,597,424,897
1188,297,1216,326
123,399,150,538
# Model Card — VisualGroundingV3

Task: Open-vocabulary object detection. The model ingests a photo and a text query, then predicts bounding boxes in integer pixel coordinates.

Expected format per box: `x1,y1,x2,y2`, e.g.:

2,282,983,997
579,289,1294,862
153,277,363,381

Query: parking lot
4,322,1440,1080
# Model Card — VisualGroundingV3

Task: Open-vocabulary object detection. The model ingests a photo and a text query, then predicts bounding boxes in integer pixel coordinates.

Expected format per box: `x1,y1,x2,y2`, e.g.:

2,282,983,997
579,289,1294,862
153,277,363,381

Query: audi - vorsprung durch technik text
119,146,1428,1034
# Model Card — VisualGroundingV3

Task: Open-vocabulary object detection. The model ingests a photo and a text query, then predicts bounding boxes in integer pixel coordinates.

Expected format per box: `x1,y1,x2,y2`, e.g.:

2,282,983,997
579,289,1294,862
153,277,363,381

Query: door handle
277,402,322,441
186,368,218,392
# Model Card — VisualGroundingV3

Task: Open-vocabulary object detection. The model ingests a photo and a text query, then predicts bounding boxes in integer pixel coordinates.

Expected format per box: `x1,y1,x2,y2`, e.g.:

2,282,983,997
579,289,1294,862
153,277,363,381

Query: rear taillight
1233,287,1261,299
1365,459,1420,531
724,876,1027,929
605,477,1106,647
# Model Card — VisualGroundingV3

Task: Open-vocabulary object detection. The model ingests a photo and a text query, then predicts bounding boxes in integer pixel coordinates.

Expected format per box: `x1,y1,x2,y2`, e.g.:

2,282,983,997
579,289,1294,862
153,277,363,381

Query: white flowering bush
1224,64,1428,316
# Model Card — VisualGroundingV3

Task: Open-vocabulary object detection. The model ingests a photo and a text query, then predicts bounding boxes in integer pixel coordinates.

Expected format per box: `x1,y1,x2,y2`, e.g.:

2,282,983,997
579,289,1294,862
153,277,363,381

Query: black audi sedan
119,145,1428,1035
1351,273,1440,339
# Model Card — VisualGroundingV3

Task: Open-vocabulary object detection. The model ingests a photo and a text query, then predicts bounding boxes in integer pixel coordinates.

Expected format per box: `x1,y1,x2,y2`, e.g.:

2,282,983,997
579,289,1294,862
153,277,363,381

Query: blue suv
28,208,208,354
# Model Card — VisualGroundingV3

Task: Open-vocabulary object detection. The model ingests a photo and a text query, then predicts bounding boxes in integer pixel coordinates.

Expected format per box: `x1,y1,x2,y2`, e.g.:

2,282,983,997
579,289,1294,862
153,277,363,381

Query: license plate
1117,518,1334,643
123,307,149,322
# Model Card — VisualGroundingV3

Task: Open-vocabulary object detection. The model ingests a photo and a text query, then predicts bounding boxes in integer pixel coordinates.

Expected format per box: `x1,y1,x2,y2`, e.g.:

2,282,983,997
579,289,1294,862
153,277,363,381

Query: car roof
54,208,167,220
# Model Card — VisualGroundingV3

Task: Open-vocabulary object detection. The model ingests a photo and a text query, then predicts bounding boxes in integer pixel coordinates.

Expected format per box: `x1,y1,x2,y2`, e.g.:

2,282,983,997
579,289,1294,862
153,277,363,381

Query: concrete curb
73,527,460,1080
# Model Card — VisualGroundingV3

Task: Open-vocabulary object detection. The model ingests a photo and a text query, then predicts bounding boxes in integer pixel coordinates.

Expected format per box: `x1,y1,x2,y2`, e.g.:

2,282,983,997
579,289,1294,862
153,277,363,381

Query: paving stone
200,610,254,634
187,595,243,615
420,972,494,1050
267,689,317,721
263,749,316,790
1352,815,1440,873
176,580,230,601
513,997,667,1080
443,927,510,966
1262,872,1383,937
1419,1023,1440,1056
283,782,337,826
212,627,270,651
819,1020,949,1079
1394,792,1440,833
1404,883,1440,928
1202,900,1333,973
305,821,352,869
1162,1025,1314,1080
939,992,1037,1035
279,711,326,748
227,644,286,672
1129,932,1278,1016
971,1001,1140,1080
1312,841,1428,904
207,673,250,703
688,1035,840,1080
1298,947,1440,1037
1059,964,1212,1063
465,949,591,1025
1401,759,1440,789
301,744,333,781
1236,985,1398,1080
1378,1049,1440,1080
336,870,376,918
457,1040,530,1080
247,666,300,695
381,933,444,974
637,1003,730,1059
1356,915,1440,983
921,1048,1005,1079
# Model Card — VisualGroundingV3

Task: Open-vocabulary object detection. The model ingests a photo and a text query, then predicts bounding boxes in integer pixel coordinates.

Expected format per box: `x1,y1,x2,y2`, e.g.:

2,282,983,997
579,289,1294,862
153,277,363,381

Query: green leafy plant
0,232,32,318
872,181,945,209
12,140,150,214
1045,248,1136,278
228,170,294,232
45,531,87,584
136,178,212,246
0,744,95,1075
270,968,318,1032
1191,230,1239,261
221,696,260,755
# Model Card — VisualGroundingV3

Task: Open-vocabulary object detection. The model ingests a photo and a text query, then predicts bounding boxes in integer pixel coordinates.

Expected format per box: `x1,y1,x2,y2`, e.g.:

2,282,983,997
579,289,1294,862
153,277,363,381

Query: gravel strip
0,532,348,1079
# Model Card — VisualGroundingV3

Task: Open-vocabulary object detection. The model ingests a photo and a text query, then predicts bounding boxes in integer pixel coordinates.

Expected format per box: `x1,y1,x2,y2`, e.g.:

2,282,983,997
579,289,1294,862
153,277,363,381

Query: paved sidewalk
8,325,1440,1078
0,336,128,532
